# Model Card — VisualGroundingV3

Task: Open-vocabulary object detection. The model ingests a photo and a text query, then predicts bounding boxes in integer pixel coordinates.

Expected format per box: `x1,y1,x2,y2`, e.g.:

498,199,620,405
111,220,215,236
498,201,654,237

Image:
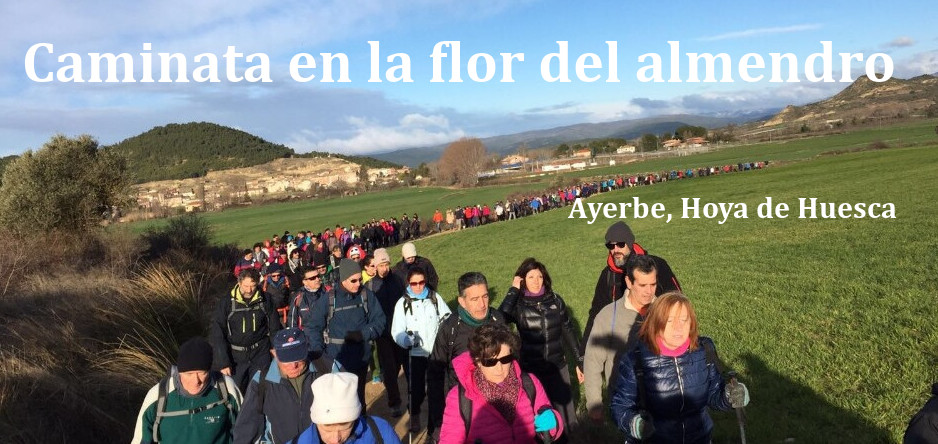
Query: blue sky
1,0,936,156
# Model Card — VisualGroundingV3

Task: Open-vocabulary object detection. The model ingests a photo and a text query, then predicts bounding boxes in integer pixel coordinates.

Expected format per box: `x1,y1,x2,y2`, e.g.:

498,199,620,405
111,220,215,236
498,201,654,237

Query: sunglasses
409,280,426,287
605,241,628,250
348,278,361,284
303,275,322,281
480,355,515,367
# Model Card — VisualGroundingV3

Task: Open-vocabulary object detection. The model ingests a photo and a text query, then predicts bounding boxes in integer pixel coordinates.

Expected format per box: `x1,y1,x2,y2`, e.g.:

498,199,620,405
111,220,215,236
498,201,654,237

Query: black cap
177,337,213,372
604,221,635,246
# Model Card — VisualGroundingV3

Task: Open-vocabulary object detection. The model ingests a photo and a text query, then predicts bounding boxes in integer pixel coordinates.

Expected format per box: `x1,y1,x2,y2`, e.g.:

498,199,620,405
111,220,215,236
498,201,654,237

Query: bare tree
437,137,487,187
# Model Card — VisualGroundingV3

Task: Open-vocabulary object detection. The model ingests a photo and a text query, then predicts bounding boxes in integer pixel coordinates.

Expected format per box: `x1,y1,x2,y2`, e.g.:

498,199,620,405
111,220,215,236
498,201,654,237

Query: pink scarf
657,337,691,357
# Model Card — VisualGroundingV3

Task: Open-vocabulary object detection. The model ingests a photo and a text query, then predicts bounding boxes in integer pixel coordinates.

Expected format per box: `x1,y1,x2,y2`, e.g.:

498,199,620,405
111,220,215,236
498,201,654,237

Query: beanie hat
402,242,417,259
373,248,391,265
338,258,362,283
267,263,282,274
346,245,362,259
310,372,361,424
177,337,213,373
605,221,635,246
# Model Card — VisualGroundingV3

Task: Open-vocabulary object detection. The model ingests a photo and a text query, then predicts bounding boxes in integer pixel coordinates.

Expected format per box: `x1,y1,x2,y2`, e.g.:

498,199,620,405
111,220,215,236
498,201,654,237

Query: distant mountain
370,114,755,166
106,122,401,184
760,74,938,127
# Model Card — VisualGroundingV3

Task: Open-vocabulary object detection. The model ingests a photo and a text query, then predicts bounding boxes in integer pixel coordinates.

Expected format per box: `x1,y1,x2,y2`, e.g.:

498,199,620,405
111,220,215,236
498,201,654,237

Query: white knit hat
310,372,361,424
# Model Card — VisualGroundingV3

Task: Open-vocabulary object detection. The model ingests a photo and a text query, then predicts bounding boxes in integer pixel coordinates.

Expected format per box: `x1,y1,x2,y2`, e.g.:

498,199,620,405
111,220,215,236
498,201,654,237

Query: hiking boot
409,415,421,433
391,404,405,418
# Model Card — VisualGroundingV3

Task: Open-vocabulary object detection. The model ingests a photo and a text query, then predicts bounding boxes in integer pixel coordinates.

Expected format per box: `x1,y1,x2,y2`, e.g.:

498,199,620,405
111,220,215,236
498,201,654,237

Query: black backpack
152,372,235,443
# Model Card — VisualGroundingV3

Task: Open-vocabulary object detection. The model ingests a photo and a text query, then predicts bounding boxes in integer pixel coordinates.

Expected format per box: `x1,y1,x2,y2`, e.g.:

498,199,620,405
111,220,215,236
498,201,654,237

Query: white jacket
391,292,451,357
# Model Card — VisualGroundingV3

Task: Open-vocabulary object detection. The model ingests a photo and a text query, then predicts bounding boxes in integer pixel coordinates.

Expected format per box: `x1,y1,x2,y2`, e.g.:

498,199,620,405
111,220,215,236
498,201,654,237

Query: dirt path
364,370,430,444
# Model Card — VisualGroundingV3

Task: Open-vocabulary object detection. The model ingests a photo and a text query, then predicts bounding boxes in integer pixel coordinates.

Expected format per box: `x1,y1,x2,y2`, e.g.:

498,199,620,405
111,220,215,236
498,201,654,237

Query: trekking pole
727,371,747,444
407,333,415,444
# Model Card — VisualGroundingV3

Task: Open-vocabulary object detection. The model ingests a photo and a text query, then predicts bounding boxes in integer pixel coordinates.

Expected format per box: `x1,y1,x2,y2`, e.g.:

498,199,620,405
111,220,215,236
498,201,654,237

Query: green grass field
132,121,938,442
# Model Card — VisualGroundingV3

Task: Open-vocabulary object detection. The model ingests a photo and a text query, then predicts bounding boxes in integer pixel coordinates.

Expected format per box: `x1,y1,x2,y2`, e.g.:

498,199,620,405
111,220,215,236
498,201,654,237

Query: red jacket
439,351,563,444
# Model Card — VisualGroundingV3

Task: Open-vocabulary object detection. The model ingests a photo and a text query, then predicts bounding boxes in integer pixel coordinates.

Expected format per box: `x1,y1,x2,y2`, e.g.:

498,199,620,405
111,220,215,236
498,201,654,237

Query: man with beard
576,221,680,381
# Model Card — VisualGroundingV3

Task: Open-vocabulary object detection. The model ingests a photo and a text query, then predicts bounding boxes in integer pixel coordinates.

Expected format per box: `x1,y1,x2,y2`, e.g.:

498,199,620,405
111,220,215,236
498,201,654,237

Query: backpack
227,289,270,342
152,372,235,443
323,289,370,344
401,293,440,318
254,357,334,415
457,371,538,438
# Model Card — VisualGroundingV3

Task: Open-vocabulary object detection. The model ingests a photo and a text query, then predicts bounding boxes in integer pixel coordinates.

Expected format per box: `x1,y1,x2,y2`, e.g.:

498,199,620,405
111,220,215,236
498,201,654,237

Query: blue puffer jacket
611,336,732,444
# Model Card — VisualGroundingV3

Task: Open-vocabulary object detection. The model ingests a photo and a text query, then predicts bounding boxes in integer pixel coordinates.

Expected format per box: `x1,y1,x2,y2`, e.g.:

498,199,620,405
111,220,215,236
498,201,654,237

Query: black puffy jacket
499,287,580,372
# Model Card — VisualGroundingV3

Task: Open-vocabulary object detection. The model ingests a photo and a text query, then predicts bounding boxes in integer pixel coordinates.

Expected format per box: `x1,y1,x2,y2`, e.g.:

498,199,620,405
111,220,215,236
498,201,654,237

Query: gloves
345,330,364,344
726,382,750,408
630,412,655,440
533,409,557,432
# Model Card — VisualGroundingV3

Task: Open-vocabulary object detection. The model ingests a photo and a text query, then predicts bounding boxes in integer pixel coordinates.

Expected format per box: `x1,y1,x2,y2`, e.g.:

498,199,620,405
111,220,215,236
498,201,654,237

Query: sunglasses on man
605,241,628,250
303,274,322,281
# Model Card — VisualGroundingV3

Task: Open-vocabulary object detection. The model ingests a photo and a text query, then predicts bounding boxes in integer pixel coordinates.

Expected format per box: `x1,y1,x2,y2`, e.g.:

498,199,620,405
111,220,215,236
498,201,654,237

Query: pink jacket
439,351,563,444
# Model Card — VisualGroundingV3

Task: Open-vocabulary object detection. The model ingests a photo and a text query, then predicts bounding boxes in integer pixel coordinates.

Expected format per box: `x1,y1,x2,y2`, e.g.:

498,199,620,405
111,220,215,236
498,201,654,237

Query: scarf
458,306,488,327
472,367,520,424
406,285,429,300
657,337,691,357
523,286,545,298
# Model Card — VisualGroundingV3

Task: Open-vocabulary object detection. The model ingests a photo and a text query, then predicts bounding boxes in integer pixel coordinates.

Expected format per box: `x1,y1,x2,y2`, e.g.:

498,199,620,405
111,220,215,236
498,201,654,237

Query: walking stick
727,371,747,444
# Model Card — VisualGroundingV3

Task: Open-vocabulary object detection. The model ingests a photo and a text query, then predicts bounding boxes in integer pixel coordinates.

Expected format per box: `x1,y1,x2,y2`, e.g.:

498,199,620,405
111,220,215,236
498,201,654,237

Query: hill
107,122,401,183
371,114,757,166
760,74,938,128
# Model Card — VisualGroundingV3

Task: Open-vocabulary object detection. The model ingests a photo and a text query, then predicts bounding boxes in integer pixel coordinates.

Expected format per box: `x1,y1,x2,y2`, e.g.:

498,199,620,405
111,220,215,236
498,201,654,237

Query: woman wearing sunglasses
498,257,581,441
390,266,452,433
439,323,564,444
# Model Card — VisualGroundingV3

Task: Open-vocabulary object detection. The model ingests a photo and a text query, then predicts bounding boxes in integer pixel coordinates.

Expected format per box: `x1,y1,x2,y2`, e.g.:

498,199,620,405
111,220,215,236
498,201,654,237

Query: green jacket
132,367,243,444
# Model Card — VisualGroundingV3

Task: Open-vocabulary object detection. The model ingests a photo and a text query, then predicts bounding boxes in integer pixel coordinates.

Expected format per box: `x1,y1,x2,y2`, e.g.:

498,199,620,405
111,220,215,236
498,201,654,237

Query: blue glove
534,409,557,432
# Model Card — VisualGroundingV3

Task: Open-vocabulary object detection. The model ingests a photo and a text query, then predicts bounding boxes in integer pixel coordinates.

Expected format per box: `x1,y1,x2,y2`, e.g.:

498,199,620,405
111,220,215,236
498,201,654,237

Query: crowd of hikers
130,159,938,443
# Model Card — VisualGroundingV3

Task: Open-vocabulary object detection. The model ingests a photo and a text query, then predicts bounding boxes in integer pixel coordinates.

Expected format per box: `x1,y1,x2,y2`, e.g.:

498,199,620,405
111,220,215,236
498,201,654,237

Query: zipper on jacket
675,356,686,443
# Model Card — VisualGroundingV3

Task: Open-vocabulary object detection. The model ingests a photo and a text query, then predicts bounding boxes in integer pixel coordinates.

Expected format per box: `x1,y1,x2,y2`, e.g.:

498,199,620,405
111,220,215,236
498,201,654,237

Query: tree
0,134,131,234
436,137,487,187
641,134,659,152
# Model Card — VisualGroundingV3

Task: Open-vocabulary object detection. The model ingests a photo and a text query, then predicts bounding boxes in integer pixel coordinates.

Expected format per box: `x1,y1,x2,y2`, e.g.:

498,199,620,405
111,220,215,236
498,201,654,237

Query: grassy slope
395,144,938,442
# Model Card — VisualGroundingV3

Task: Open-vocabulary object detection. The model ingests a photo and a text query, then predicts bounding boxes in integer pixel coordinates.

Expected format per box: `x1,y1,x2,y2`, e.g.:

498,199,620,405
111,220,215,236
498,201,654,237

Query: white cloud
884,36,915,48
698,24,821,42
288,113,466,154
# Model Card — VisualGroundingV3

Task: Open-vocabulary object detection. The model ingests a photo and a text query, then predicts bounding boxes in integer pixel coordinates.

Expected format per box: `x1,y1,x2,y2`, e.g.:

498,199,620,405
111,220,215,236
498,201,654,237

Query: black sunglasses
480,355,515,367
605,241,627,250
303,275,322,281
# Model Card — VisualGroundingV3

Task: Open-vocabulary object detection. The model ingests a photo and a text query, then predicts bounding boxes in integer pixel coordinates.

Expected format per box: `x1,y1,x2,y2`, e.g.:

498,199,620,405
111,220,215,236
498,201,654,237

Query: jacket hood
451,350,522,402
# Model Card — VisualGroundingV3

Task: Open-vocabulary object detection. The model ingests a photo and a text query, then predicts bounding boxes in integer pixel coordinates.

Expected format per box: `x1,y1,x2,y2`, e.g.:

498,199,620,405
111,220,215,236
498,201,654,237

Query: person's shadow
709,353,892,444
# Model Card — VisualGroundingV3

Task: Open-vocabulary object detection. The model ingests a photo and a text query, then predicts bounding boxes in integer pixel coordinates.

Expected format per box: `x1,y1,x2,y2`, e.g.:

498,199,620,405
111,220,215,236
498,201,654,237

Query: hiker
210,268,282,393
578,221,681,380
288,372,401,444
366,248,408,418
360,254,376,285
288,265,327,336
307,258,386,407
234,248,261,278
433,209,444,233
439,323,563,444
498,258,580,439
426,272,506,442
285,248,305,290
583,255,658,424
391,242,439,292
904,383,938,443
264,263,291,326
611,293,749,444
132,337,243,444
233,328,337,444
391,266,452,433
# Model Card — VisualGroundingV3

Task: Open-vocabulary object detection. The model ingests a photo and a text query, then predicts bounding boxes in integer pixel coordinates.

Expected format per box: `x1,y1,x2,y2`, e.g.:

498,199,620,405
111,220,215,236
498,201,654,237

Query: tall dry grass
0,216,235,443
